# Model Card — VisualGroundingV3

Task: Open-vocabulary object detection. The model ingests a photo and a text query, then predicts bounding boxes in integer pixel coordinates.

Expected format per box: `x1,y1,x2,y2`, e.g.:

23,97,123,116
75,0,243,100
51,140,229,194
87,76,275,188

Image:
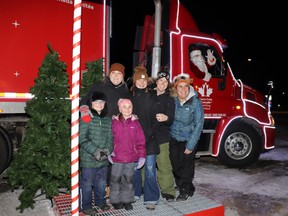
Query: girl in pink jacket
108,99,146,211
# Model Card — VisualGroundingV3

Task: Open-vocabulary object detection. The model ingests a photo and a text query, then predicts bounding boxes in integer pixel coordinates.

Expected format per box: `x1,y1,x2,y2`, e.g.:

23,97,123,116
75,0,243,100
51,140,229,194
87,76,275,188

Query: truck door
180,37,235,118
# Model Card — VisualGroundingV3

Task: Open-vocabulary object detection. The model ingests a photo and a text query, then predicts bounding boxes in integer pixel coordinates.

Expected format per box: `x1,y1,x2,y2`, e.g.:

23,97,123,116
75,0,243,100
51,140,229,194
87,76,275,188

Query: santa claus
190,49,216,82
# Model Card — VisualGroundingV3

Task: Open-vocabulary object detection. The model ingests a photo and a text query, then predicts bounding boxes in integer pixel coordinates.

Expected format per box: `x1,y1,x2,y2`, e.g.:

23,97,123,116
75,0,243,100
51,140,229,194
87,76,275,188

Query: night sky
109,0,286,110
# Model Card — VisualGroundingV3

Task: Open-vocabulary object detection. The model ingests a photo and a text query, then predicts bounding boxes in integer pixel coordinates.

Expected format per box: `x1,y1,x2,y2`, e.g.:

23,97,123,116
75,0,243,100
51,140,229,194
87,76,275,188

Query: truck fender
212,116,243,156
213,116,263,168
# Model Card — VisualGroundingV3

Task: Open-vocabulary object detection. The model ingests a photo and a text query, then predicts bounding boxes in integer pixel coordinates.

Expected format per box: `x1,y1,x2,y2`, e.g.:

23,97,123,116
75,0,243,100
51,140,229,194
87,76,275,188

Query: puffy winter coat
79,113,113,168
170,88,204,151
112,114,146,163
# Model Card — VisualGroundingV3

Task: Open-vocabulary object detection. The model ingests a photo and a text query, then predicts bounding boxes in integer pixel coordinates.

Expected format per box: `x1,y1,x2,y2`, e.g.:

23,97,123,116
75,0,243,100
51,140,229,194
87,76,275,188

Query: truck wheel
0,129,13,174
217,123,262,168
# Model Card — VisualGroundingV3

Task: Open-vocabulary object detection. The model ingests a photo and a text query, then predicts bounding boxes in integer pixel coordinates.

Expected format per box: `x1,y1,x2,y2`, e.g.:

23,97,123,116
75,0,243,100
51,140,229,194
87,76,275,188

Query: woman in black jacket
151,70,176,202
131,66,160,210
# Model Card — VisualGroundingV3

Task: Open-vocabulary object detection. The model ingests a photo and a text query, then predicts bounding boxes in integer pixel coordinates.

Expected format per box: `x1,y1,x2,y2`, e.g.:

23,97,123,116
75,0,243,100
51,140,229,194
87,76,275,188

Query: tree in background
6,44,71,212
80,58,105,99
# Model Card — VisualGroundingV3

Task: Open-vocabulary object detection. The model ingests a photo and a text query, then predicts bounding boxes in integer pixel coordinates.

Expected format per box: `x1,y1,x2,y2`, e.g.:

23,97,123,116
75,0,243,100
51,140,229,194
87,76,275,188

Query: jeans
134,154,160,205
80,166,108,211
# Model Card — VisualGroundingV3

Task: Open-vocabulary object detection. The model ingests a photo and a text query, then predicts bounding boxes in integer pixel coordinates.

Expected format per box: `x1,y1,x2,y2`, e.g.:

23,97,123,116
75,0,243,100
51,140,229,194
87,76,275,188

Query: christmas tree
6,44,71,212
80,58,105,98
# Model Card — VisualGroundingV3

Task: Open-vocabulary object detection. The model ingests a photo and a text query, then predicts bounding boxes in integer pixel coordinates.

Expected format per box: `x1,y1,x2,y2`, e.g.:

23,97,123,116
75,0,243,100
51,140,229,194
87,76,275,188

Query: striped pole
71,0,82,215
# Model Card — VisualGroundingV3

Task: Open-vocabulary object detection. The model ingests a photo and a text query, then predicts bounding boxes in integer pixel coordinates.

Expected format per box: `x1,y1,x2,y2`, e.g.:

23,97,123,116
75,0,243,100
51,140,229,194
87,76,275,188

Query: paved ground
0,183,54,216
193,113,288,216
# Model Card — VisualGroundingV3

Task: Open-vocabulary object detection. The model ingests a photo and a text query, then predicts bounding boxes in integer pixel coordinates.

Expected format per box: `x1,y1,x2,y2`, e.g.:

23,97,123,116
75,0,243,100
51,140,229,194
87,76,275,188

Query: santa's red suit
190,49,216,82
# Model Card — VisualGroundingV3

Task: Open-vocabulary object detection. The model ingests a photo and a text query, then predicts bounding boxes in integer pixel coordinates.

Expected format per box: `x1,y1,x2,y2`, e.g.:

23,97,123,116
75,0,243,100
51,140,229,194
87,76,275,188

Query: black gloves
94,149,110,161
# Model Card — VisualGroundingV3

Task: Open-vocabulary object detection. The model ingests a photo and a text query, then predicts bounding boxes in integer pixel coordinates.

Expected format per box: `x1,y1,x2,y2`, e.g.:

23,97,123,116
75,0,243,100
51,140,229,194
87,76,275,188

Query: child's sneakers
82,208,98,215
146,204,155,210
123,203,133,210
98,203,110,211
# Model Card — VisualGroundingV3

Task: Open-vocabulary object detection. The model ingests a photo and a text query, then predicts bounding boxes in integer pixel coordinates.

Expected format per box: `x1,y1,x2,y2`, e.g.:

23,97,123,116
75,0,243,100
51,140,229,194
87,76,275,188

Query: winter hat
90,91,108,117
190,49,202,60
132,66,149,83
118,98,133,112
92,91,106,102
109,63,125,76
157,70,170,82
173,73,193,87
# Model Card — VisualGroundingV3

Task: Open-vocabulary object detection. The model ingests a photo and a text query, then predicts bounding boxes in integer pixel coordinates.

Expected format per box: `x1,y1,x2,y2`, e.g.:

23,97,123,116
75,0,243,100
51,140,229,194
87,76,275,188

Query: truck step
53,192,224,216
202,129,216,134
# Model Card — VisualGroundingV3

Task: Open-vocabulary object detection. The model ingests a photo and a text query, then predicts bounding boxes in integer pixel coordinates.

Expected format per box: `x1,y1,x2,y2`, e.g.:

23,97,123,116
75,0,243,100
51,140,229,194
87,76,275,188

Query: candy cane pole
71,0,82,215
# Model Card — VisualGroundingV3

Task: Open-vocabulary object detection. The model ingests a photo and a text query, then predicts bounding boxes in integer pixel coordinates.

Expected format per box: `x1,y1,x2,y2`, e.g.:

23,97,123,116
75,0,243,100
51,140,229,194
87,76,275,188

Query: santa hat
132,66,149,83
173,73,193,87
190,49,202,59
109,63,125,76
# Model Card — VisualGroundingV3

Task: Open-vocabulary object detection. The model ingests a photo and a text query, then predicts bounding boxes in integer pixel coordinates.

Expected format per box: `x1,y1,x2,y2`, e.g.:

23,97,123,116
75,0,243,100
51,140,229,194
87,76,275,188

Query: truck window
188,44,225,80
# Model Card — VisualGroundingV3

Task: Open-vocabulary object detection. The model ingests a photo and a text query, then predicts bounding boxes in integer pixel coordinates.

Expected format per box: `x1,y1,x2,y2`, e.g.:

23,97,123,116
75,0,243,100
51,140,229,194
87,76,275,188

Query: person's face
191,54,205,64
121,103,133,118
92,100,105,113
176,82,189,101
156,77,168,93
109,70,124,85
135,79,147,89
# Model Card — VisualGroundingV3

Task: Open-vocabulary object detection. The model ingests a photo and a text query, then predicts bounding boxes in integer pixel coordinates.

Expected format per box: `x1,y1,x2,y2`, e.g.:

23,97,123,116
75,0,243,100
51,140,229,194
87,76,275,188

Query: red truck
0,0,275,174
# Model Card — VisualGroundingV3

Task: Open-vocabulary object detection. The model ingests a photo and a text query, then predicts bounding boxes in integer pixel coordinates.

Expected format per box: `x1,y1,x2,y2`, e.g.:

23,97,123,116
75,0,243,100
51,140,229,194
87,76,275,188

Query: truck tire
0,128,13,174
217,123,262,168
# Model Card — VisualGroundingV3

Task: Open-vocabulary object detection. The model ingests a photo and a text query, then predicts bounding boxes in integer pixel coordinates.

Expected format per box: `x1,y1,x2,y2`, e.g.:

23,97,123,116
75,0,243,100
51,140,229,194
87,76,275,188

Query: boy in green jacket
79,92,113,215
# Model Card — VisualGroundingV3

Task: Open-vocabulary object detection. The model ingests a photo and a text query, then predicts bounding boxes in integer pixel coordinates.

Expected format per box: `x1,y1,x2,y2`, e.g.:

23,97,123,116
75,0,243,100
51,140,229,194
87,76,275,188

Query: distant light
248,59,252,62
282,92,285,95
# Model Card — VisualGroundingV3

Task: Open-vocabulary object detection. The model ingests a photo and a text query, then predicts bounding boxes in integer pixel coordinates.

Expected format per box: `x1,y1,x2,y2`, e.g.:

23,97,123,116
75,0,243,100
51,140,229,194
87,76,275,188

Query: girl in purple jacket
108,99,146,211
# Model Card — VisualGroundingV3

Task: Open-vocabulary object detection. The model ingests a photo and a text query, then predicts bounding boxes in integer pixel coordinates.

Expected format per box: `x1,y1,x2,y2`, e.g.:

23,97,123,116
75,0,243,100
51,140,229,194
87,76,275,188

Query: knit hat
132,66,149,83
118,98,133,112
173,73,193,87
92,91,106,102
109,63,125,76
157,70,170,82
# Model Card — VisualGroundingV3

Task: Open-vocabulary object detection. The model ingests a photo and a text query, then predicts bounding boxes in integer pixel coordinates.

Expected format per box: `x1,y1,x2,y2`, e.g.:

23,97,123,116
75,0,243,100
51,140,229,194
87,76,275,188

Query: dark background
108,0,286,111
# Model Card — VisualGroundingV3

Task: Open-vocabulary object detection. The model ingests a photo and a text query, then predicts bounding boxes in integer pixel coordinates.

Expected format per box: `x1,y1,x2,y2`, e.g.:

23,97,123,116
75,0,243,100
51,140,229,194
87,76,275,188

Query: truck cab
135,0,275,168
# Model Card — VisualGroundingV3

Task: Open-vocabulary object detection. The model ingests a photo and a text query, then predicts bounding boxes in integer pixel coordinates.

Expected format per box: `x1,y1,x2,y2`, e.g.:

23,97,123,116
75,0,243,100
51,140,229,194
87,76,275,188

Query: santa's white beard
192,56,208,73
191,56,211,82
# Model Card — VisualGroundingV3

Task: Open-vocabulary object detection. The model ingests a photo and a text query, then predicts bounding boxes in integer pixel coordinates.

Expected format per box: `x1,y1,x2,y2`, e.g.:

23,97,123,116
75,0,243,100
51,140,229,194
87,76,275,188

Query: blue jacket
170,87,204,151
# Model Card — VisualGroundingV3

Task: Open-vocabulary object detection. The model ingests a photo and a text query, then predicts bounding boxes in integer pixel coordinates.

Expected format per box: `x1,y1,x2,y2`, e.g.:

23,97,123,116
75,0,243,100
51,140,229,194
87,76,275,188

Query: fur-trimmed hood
112,113,139,122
